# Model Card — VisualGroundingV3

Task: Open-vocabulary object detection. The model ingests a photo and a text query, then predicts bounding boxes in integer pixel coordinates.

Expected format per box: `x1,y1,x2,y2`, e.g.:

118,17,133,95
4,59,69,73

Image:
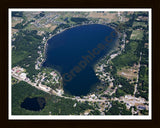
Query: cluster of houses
11,66,29,82
32,14,62,28
115,95,148,114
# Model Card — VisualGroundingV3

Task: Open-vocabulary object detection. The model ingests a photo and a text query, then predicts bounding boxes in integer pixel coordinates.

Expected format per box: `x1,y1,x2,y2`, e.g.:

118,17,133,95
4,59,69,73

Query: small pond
21,97,46,111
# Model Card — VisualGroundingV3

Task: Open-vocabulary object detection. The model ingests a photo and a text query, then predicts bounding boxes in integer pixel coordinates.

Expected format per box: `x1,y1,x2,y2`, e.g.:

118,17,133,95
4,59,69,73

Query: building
137,105,146,110
19,73,27,80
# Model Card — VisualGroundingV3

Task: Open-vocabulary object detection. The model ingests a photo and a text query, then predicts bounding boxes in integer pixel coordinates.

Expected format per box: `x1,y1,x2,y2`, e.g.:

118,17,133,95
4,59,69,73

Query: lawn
132,21,147,27
130,30,144,40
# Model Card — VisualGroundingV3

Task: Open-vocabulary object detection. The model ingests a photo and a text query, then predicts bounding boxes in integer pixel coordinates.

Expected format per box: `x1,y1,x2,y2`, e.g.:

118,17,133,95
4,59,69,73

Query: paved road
12,68,147,105
12,74,108,103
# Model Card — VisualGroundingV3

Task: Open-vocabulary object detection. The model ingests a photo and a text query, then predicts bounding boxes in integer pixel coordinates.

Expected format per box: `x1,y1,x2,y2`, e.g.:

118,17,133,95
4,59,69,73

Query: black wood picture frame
0,0,159,128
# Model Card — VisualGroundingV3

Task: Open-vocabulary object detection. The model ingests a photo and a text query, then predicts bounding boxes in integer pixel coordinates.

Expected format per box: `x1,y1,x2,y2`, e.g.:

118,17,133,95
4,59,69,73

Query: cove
43,24,118,96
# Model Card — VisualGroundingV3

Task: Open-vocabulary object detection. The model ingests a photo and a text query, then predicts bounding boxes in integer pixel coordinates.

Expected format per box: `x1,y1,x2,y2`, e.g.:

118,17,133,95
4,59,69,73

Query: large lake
43,24,118,96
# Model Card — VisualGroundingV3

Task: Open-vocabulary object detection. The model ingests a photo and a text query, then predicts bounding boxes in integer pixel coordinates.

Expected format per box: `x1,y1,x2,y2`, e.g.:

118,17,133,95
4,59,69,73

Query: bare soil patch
117,64,138,80
49,25,57,31
88,12,118,22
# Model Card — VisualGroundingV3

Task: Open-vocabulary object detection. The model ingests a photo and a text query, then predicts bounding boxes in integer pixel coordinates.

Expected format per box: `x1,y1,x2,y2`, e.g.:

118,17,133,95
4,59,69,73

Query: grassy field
12,50,29,66
87,12,118,22
112,41,139,69
130,30,143,40
132,21,147,27
117,66,138,80
24,23,57,33
24,24,38,31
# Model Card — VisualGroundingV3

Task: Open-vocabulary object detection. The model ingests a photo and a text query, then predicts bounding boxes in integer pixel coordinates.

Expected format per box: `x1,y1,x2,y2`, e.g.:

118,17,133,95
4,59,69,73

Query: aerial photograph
9,9,151,119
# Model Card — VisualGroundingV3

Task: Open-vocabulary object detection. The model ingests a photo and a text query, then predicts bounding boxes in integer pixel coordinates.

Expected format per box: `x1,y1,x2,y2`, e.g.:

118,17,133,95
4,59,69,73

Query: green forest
105,101,132,115
12,30,43,80
12,81,94,115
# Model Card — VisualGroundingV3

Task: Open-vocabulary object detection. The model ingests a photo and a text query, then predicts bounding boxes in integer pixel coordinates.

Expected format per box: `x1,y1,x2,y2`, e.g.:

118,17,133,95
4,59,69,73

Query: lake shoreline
41,23,120,96
42,23,120,66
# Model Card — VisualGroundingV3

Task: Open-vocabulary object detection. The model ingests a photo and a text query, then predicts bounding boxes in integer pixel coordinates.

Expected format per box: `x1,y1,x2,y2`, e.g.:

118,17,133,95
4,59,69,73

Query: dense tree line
89,110,101,115
34,12,45,19
115,76,134,96
136,12,148,17
116,13,135,33
125,30,132,40
136,66,148,100
12,11,23,17
13,20,35,29
70,17,89,24
135,20,149,100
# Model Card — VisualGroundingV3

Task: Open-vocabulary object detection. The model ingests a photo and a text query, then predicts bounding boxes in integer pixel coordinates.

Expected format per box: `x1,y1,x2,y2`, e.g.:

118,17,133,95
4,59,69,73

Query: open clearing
12,29,19,34
132,21,147,27
87,12,118,22
112,41,139,68
117,65,138,80
130,30,143,40
49,25,57,31
12,17,23,27
44,24,57,31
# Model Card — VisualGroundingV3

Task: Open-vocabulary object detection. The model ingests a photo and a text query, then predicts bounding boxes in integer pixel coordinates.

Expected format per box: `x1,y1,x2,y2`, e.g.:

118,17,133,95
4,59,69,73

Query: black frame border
0,0,160,128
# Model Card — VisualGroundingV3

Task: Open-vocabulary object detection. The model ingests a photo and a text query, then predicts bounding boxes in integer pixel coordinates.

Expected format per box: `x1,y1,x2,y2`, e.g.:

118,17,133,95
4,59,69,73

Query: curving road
12,74,108,103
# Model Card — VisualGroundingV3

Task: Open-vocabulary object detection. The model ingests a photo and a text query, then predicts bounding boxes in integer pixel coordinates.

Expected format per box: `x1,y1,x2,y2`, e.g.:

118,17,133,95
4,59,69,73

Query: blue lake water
43,24,118,96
